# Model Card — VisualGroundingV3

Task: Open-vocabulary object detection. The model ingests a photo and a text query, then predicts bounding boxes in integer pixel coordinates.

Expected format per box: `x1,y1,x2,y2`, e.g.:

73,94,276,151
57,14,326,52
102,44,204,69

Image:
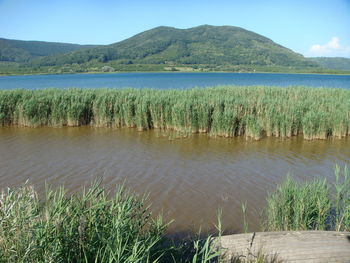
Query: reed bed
265,165,350,232
0,86,350,140
0,183,168,263
0,182,222,263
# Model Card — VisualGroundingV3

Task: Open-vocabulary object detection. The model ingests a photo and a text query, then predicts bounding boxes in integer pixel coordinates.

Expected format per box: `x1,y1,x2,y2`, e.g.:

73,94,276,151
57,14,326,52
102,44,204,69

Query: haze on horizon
1,0,349,58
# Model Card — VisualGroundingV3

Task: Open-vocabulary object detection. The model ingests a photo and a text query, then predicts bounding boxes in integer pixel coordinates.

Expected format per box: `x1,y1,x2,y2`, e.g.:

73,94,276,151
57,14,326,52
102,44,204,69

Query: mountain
0,38,97,62
36,25,317,69
309,57,350,71
8,25,348,74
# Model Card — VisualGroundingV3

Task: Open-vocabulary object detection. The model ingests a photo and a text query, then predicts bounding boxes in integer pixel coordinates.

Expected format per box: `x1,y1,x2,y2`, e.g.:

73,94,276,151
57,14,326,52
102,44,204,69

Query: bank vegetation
1,86,349,140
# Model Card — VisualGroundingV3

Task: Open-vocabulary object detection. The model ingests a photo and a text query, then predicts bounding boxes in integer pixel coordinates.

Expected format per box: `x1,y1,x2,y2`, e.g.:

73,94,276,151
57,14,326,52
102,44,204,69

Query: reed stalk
1,86,349,140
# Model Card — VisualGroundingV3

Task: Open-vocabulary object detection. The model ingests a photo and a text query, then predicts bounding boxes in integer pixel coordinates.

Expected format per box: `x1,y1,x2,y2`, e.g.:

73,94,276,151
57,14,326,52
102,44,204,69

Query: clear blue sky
1,0,349,57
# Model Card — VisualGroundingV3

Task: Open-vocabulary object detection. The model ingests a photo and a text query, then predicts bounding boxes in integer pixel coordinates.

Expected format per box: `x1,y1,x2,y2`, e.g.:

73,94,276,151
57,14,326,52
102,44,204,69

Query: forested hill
0,38,97,62
309,57,350,71
36,25,317,68
3,25,350,74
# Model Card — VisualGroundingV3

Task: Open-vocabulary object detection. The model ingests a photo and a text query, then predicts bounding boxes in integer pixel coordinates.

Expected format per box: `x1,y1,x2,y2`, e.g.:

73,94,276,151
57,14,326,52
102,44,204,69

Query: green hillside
0,38,97,62
309,57,350,71
37,25,317,69
7,25,350,74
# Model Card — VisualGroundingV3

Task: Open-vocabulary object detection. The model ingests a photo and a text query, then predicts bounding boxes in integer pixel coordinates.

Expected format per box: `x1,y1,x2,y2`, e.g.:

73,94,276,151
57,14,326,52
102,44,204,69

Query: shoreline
1,70,350,77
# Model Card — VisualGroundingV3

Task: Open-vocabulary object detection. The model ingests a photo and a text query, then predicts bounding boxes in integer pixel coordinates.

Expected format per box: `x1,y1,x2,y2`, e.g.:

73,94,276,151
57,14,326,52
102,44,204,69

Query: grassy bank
0,182,221,263
0,166,349,262
1,86,350,140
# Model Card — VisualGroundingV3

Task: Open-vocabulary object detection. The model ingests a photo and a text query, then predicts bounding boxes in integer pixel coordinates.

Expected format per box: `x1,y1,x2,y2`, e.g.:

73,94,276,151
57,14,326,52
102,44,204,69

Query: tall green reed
265,165,350,232
0,182,226,263
0,182,166,263
1,86,349,140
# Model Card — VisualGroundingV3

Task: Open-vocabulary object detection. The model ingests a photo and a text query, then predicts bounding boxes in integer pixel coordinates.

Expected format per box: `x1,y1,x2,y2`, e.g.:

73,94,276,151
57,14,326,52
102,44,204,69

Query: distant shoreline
1,70,350,77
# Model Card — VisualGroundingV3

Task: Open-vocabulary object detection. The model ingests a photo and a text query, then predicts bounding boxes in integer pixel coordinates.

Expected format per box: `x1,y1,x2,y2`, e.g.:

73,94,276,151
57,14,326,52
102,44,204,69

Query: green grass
265,165,350,232
0,182,167,263
1,86,350,140
0,182,223,263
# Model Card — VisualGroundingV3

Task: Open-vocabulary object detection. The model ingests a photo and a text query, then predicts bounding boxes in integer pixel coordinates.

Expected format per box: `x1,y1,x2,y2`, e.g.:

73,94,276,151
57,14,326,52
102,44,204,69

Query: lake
1,72,350,235
0,127,349,235
0,72,350,89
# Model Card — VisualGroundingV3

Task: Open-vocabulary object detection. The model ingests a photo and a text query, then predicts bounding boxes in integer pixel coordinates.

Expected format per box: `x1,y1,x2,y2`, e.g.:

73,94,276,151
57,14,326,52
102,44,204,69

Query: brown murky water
0,127,349,235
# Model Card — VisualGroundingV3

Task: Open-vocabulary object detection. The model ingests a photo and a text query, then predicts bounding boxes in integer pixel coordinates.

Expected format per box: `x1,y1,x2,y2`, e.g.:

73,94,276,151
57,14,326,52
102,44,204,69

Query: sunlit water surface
0,127,349,235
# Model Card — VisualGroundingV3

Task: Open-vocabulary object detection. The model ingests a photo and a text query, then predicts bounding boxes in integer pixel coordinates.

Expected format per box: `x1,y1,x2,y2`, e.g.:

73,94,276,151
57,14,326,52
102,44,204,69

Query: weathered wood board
215,231,350,262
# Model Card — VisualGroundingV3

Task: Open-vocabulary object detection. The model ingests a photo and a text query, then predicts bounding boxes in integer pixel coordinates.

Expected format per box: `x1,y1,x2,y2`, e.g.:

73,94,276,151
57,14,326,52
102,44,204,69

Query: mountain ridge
1,25,349,74
35,25,317,68
0,38,97,63
309,57,350,71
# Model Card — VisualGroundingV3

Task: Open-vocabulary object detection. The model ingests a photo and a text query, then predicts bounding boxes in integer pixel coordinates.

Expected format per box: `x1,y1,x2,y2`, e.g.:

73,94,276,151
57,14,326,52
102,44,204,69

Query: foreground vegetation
1,86,350,140
0,182,220,263
265,165,350,232
0,183,165,262
0,166,349,262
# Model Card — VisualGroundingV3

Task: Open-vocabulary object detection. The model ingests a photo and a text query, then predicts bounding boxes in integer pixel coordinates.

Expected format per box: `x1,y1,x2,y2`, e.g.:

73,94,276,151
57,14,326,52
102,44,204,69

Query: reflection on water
0,127,349,234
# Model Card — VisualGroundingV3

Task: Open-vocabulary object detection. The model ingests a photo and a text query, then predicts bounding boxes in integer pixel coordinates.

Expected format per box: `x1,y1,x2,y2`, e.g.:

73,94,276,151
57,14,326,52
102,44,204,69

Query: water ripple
0,127,349,233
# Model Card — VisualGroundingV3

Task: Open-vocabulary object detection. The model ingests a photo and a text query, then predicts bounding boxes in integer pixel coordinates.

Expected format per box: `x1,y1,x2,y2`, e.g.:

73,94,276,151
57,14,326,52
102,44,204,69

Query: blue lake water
0,72,350,89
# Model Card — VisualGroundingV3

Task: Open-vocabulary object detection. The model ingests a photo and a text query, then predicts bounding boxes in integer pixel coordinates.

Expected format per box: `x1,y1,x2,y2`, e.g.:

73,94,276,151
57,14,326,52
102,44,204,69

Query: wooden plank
214,231,350,262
